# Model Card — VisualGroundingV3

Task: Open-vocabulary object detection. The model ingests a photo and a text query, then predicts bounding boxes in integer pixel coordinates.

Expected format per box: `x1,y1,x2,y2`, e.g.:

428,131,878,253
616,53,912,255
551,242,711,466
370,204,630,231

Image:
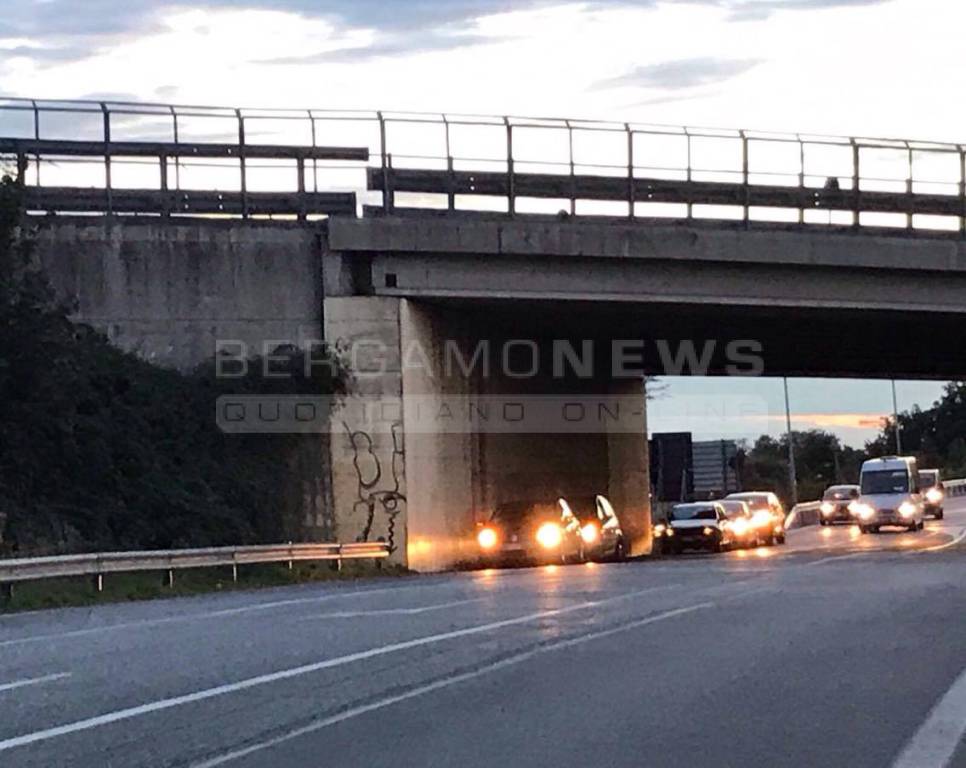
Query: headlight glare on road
926,488,943,504
477,527,498,550
821,502,834,515
899,501,917,518
536,522,563,549
580,523,599,545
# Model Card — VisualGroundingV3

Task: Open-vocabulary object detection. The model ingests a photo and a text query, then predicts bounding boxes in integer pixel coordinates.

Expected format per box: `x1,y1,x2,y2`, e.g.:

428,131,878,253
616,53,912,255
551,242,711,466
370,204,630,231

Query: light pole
784,377,798,505
891,379,902,455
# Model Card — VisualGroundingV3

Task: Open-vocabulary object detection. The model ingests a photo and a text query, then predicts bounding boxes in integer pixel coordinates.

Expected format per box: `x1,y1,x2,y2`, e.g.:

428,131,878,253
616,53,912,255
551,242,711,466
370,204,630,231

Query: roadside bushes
0,177,345,556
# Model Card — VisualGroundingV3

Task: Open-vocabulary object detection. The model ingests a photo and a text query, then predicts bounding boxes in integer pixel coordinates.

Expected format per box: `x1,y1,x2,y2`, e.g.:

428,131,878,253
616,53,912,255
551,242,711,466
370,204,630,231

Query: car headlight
751,510,771,527
580,523,599,545
536,522,563,549
852,503,874,520
654,523,666,537
899,501,917,518
926,488,943,504
703,526,715,536
821,502,834,515
732,518,748,536
477,527,498,550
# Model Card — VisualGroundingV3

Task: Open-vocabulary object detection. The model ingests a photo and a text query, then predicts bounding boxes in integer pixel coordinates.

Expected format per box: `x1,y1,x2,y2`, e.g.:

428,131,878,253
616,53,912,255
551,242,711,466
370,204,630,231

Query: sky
0,0,959,446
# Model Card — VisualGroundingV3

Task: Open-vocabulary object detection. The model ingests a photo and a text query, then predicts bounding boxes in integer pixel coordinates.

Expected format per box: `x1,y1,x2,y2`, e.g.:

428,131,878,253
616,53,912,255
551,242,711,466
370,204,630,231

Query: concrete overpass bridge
5,98,966,570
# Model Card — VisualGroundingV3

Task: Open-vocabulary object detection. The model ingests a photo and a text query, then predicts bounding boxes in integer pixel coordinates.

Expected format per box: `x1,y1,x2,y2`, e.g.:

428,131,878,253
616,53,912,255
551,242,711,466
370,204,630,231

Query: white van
854,456,925,533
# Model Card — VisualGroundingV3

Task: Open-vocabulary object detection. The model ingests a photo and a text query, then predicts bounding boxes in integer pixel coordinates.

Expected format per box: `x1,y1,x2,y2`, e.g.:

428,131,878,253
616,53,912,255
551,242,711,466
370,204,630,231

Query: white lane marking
806,552,867,567
892,663,966,768
0,583,453,648
921,527,966,553
191,602,714,768
0,584,674,753
299,597,486,620
0,673,71,694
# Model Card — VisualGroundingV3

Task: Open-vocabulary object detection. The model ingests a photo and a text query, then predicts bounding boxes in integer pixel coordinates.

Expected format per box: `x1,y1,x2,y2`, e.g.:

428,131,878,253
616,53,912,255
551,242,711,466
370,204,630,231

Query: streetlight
891,380,902,455
784,377,798,505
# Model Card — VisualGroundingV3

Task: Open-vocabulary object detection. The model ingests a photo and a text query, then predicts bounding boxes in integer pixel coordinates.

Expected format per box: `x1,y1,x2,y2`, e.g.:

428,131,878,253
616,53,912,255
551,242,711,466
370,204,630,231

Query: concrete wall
32,220,323,370
31,219,335,543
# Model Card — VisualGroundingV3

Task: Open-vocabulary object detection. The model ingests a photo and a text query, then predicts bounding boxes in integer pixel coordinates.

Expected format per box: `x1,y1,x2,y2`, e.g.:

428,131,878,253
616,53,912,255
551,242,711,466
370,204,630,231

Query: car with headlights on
852,456,924,533
661,502,735,554
717,499,759,548
918,469,944,520
476,498,579,565
819,484,860,526
723,491,786,545
559,494,627,561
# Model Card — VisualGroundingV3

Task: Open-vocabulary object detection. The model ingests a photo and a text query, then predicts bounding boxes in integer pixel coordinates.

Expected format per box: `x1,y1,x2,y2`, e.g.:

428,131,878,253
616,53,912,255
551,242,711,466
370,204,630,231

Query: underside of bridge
324,213,966,570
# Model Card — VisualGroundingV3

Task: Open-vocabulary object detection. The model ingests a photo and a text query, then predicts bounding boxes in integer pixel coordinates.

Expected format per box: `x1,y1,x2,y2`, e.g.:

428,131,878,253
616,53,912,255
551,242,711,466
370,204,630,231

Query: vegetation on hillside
0,177,346,556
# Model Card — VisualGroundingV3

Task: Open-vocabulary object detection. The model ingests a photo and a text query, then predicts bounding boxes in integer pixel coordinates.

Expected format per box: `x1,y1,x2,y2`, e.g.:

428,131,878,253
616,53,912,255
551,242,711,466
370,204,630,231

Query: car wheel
776,534,786,545
820,520,828,527
613,538,626,561
765,534,775,546
935,511,944,520
859,525,869,534
871,526,880,533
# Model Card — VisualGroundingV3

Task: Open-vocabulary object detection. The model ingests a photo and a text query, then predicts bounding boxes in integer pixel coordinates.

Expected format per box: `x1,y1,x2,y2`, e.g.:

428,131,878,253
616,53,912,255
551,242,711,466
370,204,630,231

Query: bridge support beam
325,296,652,571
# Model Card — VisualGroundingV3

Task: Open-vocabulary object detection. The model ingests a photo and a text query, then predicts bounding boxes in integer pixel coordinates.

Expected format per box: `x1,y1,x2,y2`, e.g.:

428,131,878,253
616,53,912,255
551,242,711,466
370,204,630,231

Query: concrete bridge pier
324,296,652,571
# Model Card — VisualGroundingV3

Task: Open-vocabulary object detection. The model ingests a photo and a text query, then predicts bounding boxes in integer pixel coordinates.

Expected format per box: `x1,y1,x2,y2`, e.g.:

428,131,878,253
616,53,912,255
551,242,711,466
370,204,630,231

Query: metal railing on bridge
2,97,966,233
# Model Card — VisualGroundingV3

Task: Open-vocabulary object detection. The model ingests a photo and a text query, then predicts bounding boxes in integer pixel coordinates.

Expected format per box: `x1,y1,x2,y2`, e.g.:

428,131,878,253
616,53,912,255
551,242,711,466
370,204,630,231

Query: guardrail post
740,130,749,226
167,569,174,588
101,103,113,217
94,573,103,593
1,583,13,604
959,147,965,238
288,541,294,571
337,544,343,573
625,123,635,219
231,552,238,583
505,117,515,217
851,139,860,228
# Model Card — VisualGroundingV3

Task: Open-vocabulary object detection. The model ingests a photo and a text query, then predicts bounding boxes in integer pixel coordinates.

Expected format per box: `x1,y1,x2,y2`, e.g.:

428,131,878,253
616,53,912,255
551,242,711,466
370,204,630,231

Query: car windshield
824,487,856,500
730,495,770,510
719,502,746,518
918,473,937,489
861,470,910,494
670,504,717,521
560,496,600,521
491,501,558,524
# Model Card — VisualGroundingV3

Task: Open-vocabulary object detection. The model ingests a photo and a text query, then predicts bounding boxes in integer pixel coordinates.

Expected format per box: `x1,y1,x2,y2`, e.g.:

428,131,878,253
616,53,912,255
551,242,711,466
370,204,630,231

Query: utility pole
784,377,798,505
891,379,903,455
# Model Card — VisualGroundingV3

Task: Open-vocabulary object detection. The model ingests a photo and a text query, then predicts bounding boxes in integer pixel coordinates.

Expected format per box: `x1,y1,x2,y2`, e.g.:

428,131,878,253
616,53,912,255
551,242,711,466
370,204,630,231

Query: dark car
660,502,736,554
476,498,579,565
559,494,627,562
918,469,945,520
820,484,860,525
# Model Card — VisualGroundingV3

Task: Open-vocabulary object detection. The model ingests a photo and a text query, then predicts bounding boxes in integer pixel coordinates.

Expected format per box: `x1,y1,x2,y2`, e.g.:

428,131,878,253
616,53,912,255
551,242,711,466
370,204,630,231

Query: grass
0,560,412,614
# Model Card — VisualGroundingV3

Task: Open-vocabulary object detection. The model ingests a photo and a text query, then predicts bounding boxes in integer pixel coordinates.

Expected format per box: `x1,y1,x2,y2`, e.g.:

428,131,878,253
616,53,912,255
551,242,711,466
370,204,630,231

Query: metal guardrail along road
3,97,966,232
0,541,390,594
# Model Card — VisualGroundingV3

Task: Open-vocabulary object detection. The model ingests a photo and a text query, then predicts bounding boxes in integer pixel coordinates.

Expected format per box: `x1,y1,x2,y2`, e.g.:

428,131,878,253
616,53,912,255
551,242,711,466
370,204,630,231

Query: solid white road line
921,527,966,553
0,673,71,694
892,664,966,768
299,597,486,619
805,552,867,567
191,602,714,768
0,584,675,753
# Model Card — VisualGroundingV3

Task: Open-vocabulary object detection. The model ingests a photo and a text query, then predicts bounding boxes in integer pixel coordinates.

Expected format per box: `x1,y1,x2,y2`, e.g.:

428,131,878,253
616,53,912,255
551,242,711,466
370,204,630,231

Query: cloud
594,56,763,91
262,30,496,65
721,0,894,22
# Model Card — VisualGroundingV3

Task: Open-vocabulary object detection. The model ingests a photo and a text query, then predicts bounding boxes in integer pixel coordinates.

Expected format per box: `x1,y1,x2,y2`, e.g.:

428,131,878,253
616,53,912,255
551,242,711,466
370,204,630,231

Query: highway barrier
0,541,390,595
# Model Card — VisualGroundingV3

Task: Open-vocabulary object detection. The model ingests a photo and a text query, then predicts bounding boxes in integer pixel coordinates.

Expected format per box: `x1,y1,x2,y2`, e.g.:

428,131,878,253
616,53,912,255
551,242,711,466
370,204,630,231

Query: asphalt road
1,502,964,768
